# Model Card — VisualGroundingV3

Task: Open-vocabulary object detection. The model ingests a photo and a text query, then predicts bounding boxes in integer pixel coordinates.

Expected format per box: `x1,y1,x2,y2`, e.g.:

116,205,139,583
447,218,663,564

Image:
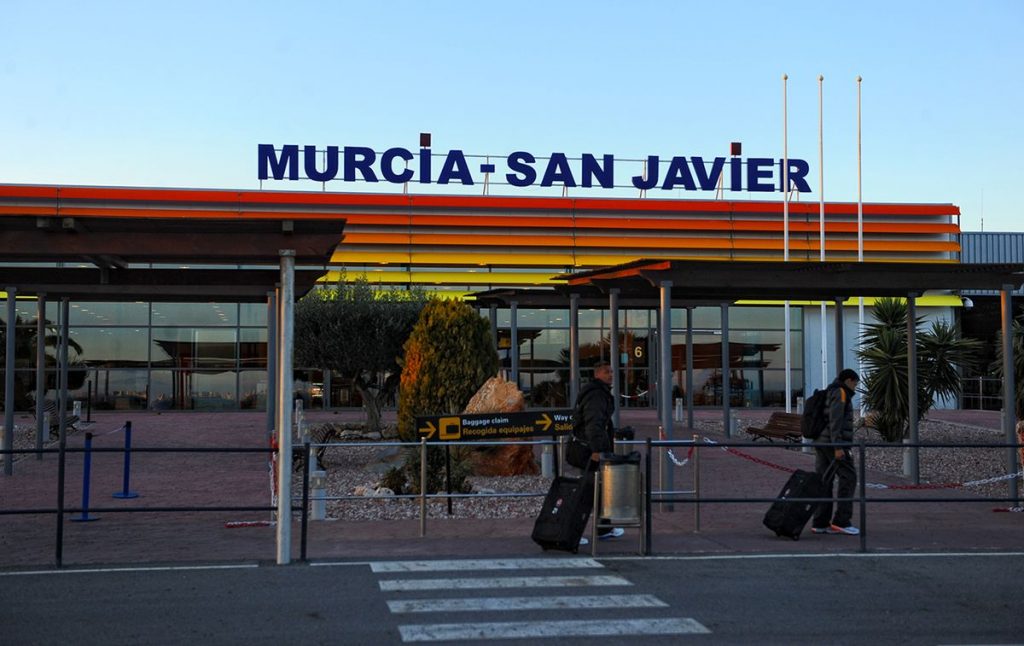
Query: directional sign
416,409,574,442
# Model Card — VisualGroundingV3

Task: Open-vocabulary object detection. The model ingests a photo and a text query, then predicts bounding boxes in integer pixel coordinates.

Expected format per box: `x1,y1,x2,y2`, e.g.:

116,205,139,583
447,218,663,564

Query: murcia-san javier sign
258,144,812,193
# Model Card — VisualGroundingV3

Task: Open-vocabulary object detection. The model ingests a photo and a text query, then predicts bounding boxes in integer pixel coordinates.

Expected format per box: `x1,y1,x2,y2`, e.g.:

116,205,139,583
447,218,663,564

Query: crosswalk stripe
379,575,631,592
369,558,602,573
398,617,711,641
387,593,668,614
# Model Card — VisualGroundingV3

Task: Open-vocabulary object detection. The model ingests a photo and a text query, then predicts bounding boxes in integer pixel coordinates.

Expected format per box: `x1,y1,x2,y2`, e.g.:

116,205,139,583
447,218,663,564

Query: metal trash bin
613,426,635,456
598,451,641,524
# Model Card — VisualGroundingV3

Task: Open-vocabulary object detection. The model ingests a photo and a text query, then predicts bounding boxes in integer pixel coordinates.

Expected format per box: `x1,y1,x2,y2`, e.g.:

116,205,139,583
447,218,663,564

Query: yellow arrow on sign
418,421,437,439
535,413,552,432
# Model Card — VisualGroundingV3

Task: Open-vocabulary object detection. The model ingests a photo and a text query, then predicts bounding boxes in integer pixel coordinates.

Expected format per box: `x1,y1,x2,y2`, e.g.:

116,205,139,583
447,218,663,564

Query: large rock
463,374,536,476
470,444,540,476
463,373,525,414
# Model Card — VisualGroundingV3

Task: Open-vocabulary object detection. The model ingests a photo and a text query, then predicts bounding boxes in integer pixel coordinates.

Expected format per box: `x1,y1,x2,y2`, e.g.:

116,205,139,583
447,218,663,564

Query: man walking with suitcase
575,362,624,542
811,368,861,536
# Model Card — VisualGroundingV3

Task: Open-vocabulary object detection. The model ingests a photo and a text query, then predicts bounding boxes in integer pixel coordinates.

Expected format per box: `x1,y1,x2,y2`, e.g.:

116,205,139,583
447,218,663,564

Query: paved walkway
1,407,1020,569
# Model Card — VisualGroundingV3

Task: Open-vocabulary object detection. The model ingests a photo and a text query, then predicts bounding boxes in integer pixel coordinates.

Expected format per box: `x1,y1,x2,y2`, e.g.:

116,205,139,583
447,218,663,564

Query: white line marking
387,593,668,614
0,563,260,577
379,575,631,592
398,617,710,641
369,558,602,573
600,551,1024,563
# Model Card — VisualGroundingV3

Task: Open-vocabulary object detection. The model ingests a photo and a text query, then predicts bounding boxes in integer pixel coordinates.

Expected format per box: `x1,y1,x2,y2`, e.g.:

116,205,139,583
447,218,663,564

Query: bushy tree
857,297,982,442
397,299,499,441
392,299,499,495
293,276,426,435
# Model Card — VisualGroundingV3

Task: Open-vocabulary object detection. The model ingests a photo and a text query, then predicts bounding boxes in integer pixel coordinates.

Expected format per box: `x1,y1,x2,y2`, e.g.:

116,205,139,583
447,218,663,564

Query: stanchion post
87,380,93,423
693,433,701,533
300,442,310,562
419,438,427,538
858,437,867,553
644,437,652,555
657,425,665,513
113,421,138,499
72,432,99,522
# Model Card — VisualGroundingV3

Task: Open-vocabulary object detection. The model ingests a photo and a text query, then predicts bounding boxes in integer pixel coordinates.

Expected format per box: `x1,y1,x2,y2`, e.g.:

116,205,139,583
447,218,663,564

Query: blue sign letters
257,144,812,194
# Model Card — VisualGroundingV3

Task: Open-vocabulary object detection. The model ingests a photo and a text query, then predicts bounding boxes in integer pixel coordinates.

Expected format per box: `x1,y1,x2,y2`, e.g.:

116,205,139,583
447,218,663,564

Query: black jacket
822,378,856,444
574,379,614,453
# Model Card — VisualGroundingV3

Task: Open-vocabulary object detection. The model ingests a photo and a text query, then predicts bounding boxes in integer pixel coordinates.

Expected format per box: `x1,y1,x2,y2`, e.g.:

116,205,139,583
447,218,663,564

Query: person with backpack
811,368,861,536
573,361,624,542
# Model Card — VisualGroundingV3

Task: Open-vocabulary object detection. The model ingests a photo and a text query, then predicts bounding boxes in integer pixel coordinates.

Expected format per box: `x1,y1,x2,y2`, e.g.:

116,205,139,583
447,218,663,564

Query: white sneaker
826,524,860,535
598,527,625,540
578,537,589,546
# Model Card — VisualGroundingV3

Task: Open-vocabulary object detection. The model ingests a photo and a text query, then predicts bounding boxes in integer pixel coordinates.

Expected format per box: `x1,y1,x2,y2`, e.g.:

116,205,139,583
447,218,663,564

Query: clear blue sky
2,0,1021,231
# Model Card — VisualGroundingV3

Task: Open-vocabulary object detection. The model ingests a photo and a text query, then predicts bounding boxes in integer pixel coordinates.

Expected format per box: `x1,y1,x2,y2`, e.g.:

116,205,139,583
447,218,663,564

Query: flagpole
783,73,792,413
819,74,828,388
857,75,866,416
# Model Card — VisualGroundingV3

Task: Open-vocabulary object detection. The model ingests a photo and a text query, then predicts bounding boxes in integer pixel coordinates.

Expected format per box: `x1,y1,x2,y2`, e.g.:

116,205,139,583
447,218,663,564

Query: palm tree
857,298,983,442
991,315,1024,418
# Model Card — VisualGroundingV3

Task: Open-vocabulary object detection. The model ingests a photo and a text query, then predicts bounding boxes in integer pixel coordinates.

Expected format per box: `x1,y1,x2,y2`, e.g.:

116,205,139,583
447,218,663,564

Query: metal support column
489,305,498,353
322,370,331,410
35,294,46,458
834,297,845,376
906,293,919,484
686,307,694,429
276,251,295,565
3,287,16,475
609,288,620,429
569,294,580,406
266,290,277,441
721,303,731,437
1001,286,1019,503
58,299,69,451
659,281,673,498
510,301,519,386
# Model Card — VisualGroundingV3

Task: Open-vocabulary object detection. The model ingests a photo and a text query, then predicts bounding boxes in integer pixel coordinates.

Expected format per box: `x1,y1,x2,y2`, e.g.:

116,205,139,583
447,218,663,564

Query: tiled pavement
1,407,1020,569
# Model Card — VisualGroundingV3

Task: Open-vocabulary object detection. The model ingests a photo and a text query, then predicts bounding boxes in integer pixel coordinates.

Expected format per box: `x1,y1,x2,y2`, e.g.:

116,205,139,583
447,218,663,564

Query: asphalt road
2,553,1021,645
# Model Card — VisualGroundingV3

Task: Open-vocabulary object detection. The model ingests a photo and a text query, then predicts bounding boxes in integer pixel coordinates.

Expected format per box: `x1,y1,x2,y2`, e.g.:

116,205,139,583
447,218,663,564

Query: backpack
800,386,832,440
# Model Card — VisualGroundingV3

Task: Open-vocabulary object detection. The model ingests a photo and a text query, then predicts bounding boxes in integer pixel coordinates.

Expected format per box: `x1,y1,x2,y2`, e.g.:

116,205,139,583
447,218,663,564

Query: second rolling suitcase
763,467,832,541
531,475,594,553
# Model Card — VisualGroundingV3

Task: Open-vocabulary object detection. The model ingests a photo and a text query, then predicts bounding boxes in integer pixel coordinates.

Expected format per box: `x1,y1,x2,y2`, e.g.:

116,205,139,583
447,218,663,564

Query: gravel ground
299,418,1021,521
7,417,1019,520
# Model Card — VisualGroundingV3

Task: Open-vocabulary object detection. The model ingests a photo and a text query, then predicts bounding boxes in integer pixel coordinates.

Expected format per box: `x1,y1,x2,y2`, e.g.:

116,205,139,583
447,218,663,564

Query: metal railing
641,437,1023,555
961,375,1005,410
2,430,1021,566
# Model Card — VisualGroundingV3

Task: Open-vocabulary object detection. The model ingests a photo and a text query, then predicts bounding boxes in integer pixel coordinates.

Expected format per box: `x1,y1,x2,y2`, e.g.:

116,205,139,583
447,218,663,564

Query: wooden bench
745,412,803,443
32,400,80,438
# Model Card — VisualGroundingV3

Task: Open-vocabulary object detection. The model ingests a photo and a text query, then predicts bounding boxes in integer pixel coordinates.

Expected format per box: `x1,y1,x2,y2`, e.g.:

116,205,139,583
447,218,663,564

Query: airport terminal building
2,171,988,413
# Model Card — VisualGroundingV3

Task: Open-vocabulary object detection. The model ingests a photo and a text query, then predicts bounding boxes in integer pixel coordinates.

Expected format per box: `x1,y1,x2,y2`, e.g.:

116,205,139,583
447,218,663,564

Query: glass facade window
72,369,149,410
151,328,236,368
151,303,237,326
239,370,268,409
240,328,268,368
516,309,568,327
5,298,809,412
239,303,268,327
578,309,602,328
68,328,149,368
149,369,237,410
69,302,149,326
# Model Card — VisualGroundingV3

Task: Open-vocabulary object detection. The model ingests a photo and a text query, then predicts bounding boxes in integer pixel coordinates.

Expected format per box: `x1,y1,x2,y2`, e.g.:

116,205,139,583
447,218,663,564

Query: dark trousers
812,448,857,528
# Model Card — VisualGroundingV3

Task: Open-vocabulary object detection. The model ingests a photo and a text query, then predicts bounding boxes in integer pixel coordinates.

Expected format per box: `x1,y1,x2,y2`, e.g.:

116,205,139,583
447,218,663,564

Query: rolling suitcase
763,463,837,541
532,475,594,553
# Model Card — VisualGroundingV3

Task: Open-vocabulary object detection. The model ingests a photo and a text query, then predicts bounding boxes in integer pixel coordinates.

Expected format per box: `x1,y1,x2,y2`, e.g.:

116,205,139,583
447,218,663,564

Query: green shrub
397,299,499,442
388,299,498,494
